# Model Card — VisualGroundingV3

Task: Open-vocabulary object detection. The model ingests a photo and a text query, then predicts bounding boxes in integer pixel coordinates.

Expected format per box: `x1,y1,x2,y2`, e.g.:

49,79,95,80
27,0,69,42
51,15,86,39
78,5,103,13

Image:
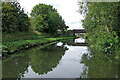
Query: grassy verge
3,41,60,60
2,31,55,42
2,37,75,57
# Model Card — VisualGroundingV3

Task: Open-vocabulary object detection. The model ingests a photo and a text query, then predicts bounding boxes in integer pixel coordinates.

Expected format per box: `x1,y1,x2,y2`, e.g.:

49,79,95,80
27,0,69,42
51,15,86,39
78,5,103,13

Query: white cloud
19,0,84,30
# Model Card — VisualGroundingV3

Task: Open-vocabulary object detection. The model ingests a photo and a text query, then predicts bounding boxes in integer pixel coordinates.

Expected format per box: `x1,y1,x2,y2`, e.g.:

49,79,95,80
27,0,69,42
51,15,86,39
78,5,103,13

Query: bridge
72,29,86,33
70,29,86,36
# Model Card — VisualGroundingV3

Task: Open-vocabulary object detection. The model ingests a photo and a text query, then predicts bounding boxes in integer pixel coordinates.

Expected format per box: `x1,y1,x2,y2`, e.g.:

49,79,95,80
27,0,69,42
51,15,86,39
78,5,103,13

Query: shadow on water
2,38,120,79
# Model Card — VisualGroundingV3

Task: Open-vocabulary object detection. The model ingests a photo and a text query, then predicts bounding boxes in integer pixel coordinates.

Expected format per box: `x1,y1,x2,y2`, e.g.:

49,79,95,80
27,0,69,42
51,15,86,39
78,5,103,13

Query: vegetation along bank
2,1,74,57
2,37,75,58
78,2,120,59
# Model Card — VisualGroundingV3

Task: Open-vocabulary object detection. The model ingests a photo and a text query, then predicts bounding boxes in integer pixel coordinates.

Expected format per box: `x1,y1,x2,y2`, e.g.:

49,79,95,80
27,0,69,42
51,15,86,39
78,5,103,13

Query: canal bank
2,38,119,79
2,37,75,58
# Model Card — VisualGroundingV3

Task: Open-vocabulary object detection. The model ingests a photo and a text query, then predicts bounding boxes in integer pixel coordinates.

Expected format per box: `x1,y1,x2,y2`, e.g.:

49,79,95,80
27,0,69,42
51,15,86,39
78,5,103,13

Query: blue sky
19,0,84,30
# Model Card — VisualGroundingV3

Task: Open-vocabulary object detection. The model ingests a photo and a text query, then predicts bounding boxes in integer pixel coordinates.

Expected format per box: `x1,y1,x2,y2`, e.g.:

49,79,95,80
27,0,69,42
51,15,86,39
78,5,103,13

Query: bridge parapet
69,29,86,36
72,29,86,33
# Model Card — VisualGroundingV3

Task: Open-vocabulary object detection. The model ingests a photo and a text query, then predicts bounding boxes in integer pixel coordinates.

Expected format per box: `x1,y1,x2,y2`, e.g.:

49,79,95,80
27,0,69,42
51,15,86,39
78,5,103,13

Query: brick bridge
70,29,86,36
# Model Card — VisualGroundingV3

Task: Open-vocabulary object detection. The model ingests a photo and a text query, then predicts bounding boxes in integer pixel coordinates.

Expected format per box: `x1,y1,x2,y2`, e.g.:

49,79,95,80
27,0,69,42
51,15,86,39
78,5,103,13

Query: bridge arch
70,29,86,37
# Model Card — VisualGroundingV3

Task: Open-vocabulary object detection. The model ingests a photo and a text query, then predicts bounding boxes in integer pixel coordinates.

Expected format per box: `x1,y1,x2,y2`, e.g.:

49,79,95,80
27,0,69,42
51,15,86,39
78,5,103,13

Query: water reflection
75,38,85,43
22,42,88,78
2,38,119,79
2,54,30,78
56,42,63,46
29,46,66,75
80,48,119,78
2,44,67,78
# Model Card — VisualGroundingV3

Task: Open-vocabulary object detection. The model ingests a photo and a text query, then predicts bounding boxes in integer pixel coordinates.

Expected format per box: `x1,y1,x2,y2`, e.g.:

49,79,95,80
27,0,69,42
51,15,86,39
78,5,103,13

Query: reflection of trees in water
80,49,119,78
2,54,30,78
30,45,66,75
2,43,66,79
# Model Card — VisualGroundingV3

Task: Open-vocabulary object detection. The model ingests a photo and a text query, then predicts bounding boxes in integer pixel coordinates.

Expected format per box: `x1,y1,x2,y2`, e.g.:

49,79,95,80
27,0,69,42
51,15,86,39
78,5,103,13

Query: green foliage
2,2,30,33
30,3,57,17
2,37,74,57
30,3,67,34
30,14,48,32
79,2,120,57
3,31,67,43
48,12,62,33
2,32,44,42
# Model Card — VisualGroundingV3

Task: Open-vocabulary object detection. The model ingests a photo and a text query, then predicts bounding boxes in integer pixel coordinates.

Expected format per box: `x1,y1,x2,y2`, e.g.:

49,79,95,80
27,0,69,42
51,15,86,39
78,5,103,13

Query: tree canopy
2,2,30,33
79,2,120,57
30,3,67,34
2,2,68,35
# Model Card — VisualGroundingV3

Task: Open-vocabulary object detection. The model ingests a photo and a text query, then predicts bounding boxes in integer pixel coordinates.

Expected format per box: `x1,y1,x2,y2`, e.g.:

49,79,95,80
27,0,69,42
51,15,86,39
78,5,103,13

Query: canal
2,38,119,79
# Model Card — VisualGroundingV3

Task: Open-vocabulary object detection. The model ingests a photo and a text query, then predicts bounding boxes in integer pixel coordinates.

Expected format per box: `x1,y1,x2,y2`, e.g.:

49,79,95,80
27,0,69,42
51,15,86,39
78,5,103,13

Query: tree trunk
107,24,111,33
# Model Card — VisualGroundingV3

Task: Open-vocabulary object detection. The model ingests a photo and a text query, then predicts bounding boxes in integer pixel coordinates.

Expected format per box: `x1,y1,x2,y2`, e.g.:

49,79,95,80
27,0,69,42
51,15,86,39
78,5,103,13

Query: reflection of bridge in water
72,38,88,46
70,43,88,46
62,38,88,46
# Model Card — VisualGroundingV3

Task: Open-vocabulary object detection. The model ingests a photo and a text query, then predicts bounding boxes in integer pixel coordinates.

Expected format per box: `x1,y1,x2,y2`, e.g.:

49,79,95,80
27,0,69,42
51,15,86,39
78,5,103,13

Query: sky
19,0,84,30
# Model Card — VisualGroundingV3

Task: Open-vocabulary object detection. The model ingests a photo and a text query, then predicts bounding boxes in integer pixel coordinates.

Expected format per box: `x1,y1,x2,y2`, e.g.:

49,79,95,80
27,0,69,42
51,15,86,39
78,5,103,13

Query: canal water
2,38,119,79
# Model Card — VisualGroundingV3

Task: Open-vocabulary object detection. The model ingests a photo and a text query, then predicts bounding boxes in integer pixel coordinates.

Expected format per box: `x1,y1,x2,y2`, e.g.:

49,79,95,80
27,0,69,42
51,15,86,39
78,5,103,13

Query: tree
78,2,120,56
2,2,30,33
30,3,57,17
47,12,62,33
31,14,48,32
31,3,66,34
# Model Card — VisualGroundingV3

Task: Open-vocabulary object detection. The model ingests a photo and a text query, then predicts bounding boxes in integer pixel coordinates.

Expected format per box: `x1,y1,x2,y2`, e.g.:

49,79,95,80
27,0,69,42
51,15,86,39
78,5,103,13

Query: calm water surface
2,38,119,79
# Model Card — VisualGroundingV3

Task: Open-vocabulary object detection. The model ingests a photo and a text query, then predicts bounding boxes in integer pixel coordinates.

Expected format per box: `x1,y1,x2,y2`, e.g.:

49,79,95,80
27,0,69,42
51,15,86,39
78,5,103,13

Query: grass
2,31,55,42
2,41,60,60
2,31,75,57
2,37,75,57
